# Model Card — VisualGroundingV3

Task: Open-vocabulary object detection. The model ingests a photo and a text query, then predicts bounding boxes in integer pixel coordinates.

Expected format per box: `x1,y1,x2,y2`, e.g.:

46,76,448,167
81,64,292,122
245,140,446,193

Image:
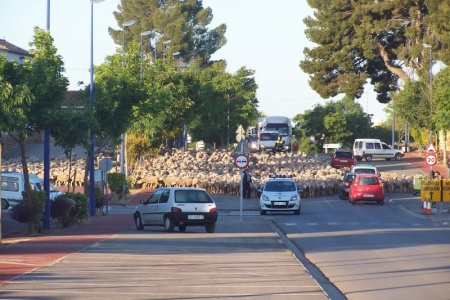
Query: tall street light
42,0,51,232
162,40,171,63
140,30,153,80
120,20,137,175
88,0,104,216
423,43,433,179
172,51,180,62
152,33,164,60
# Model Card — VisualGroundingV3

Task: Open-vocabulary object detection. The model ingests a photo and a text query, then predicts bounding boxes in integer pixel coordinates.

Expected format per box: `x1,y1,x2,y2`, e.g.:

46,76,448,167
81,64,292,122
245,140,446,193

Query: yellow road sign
420,180,450,202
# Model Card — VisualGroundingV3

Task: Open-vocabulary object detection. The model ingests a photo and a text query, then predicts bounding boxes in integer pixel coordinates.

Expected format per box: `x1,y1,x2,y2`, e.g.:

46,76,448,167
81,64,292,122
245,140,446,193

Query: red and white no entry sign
234,154,249,169
425,153,437,166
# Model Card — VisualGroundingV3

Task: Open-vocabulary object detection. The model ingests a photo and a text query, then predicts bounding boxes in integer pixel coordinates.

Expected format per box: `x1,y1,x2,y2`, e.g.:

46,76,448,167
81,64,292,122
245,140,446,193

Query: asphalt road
274,194,450,300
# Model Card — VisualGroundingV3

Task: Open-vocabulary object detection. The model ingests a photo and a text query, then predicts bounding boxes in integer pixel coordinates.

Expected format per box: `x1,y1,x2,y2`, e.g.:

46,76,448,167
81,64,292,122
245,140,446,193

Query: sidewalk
0,191,263,286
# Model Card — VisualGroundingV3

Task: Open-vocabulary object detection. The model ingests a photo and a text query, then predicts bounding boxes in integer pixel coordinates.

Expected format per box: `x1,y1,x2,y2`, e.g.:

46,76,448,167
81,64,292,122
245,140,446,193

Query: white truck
353,138,404,162
1,172,64,210
257,116,293,152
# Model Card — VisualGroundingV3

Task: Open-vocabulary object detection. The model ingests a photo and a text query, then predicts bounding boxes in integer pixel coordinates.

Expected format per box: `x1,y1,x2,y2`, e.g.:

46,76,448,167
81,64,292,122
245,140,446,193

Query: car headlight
262,195,270,201
290,195,298,201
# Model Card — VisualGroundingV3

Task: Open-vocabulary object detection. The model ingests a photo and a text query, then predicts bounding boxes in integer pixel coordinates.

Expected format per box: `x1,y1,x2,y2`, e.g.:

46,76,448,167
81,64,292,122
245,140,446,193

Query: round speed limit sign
425,153,437,166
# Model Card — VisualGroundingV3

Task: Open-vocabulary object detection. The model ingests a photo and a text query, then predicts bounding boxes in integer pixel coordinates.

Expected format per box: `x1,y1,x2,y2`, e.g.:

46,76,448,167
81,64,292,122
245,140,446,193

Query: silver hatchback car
133,187,218,233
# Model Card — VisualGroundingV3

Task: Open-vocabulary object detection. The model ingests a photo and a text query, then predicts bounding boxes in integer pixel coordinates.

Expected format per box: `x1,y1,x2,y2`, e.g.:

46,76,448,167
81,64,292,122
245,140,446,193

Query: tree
189,62,258,147
300,0,448,105
293,97,372,149
108,0,227,67
0,28,68,234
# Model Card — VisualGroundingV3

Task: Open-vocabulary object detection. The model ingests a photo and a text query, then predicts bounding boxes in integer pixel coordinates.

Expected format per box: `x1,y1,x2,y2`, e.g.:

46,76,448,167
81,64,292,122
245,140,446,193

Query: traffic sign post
233,153,249,222
425,142,436,179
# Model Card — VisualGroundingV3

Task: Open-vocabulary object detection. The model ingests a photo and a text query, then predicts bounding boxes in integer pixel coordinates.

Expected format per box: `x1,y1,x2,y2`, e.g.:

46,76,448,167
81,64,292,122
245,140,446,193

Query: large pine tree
300,0,449,105
108,0,227,67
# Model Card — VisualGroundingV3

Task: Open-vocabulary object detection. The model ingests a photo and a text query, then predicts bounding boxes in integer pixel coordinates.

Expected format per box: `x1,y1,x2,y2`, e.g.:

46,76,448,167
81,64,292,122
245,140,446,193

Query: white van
353,138,404,162
1,172,64,210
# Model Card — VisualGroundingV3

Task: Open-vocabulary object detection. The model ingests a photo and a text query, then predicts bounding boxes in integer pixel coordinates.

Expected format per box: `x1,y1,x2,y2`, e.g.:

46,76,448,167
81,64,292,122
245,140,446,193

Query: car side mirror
140,200,145,204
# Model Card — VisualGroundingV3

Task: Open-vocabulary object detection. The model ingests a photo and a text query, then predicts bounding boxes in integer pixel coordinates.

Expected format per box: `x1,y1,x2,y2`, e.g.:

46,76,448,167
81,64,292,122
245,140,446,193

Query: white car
259,174,301,215
133,187,218,233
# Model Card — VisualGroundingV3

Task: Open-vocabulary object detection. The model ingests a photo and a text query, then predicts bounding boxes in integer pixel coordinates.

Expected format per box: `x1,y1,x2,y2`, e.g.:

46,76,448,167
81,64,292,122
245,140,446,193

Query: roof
62,90,88,108
0,39,32,57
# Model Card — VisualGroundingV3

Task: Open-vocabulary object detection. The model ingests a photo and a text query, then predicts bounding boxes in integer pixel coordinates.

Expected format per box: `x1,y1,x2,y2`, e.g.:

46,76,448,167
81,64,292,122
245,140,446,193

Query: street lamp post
152,33,164,60
88,0,104,216
140,30,153,80
162,40,171,63
120,20,137,175
423,43,433,179
172,51,180,62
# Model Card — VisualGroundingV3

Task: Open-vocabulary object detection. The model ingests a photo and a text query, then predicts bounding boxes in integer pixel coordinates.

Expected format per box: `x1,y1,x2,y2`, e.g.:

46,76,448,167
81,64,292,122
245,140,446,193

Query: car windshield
354,168,376,174
346,175,356,182
359,177,379,185
336,152,353,158
175,190,214,204
264,181,296,192
260,133,279,141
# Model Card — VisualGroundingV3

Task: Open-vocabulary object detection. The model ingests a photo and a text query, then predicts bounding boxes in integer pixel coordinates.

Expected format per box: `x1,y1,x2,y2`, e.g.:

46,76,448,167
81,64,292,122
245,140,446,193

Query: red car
330,149,355,169
349,174,385,205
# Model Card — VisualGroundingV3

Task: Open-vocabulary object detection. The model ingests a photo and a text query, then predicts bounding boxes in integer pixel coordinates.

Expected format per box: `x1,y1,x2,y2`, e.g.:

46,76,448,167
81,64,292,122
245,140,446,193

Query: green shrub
10,190,46,234
50,193,88,227
70,192,89,220
107,173,129,197
299,136,319,154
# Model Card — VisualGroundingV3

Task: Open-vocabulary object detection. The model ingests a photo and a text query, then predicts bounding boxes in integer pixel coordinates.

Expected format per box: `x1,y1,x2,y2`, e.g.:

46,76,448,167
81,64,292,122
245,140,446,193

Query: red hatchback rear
331,149,355,169
349,174,385,205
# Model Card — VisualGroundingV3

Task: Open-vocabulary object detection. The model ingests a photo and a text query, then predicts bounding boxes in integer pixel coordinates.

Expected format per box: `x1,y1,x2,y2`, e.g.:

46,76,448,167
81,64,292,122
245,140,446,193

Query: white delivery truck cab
1,172,64,210
353,138,404,162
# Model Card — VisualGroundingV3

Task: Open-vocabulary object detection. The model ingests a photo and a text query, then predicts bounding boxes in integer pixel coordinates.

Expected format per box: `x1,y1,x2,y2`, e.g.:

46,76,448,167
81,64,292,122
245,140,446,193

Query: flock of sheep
1,147,417,198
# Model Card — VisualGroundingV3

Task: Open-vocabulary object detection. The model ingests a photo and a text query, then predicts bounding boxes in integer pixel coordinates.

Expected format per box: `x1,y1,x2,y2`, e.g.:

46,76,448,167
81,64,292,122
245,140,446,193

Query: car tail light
171,207,182,213
209,207,217,213
344,182,350,187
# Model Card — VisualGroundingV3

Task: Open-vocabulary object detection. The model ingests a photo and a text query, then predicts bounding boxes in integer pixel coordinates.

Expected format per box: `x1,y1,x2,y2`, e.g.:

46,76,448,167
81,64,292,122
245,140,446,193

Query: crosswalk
284,221,448,227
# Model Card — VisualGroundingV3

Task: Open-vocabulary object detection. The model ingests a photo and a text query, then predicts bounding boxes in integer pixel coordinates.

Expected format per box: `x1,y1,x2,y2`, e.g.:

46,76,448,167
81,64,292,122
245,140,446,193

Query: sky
1,0,387,122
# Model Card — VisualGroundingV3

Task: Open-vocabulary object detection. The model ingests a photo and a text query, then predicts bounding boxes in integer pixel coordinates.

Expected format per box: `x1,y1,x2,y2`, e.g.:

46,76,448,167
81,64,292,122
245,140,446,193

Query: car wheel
260,208,267,215
386,158,391,161
395,153,402,161
1,198,9,210
164,217,175,232
135,213,144,231
338,191,343,200
294,208,300,215
365,155,373,162
356,157,362,162
350,196,355,205
179,225,187,232
205,223,216,233
378,199,385,205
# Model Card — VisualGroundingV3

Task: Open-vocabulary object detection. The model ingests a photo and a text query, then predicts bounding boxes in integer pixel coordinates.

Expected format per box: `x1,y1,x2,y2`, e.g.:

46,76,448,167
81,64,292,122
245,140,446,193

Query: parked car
338,172,357,200
133,187,218,233
353,138,404,162
259,174,301,215
348,174,385,205
330,149,355,169
350,164,380,176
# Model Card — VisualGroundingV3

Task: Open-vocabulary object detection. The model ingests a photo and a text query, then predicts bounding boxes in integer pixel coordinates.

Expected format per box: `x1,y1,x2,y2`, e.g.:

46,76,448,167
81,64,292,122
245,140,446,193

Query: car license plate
274,201,286,205
188,215,204,220
363,194,374,198
339,159,348,162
